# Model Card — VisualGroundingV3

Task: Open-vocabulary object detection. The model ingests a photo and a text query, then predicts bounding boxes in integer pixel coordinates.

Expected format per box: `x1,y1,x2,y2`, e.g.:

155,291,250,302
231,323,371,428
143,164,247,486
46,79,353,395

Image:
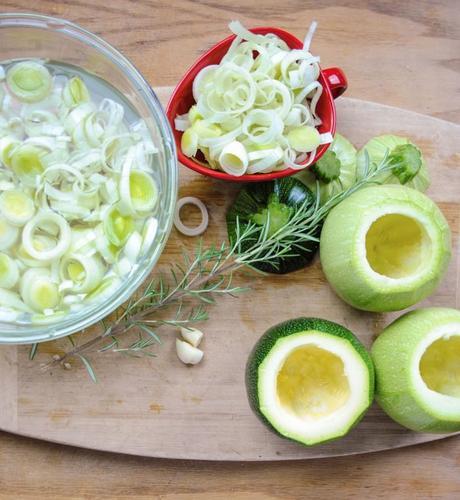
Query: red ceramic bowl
166,26,347,183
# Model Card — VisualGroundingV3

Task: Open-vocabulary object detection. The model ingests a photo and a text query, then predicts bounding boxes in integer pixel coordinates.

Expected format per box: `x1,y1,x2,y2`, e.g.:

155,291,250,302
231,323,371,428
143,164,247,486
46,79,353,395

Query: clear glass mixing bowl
0,13,177,343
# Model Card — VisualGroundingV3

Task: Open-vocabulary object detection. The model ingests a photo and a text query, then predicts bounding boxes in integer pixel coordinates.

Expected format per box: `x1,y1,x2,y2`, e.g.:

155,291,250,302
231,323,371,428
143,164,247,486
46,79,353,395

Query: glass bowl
0,13,177,344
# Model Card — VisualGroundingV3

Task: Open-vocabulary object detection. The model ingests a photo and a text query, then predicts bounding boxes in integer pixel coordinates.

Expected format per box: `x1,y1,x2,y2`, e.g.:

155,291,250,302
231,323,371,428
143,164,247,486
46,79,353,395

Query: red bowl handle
322,67,348,99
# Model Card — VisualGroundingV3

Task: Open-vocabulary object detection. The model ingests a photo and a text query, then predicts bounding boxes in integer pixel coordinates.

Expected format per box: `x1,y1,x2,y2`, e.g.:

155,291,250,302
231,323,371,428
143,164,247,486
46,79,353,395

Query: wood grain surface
1,91,459,461
0,0,459,498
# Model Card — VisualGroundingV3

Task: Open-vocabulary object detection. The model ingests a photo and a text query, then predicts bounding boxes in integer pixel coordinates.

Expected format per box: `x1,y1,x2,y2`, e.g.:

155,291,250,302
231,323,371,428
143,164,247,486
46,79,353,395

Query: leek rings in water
22,212,71,260
120,168,158,215
140,217,158,255
0,217,19,251
0,190,35,226
62,76,90,108
0,59,161,322
0,136,20,167
10,144,46,186
59,253,105,293
103,205,135,247
6,61,52,103
94,224,120,264
0,252,19,289
0,287,32,313
20,268,60,312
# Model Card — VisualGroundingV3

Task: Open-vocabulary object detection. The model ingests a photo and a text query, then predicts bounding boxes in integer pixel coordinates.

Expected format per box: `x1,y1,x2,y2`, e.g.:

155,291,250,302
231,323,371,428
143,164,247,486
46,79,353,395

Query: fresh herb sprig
37,151,391,380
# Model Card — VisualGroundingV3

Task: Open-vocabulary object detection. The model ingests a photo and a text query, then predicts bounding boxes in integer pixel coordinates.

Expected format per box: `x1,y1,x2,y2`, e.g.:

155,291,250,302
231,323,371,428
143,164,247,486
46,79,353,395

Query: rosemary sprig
39,151,392,379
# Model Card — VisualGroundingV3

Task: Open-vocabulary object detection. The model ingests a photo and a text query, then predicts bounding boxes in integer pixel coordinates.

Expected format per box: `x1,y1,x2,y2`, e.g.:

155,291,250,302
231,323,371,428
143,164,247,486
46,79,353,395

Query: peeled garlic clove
180,326,204,347
176,339,204,365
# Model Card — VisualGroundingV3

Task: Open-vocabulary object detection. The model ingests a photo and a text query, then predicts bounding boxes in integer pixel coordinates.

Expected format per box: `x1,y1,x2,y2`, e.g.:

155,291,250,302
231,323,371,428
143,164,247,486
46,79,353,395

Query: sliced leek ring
20,268,60,312
181,128,199,157
22,212,71,260
6,61,52,103
0,287,33,313
123,231,142,263
0,60,161,320
174,197,209,237
31,310,67,325
0,189,35,226
0,252,19,289
218,141,249,176
115,256,133,276
103,205,134,247
69,227,97,254
94,223,120,264
0,217,19,250
188,105,202,124
140,217,158,255
0,136,20,167
63,101,95,133
287,126,321,153
15,236,55,267
10,144,45,186
119,164,158,215
85,276,120,302
59,253,105,293
62,76,90,108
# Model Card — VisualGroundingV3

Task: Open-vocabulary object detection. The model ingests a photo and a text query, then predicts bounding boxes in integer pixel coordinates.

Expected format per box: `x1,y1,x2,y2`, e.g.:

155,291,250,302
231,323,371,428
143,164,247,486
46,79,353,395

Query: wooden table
0,1,459,498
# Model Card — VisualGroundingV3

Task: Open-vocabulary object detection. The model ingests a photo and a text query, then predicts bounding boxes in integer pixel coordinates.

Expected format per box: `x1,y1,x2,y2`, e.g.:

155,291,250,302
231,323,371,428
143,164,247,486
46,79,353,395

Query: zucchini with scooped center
246,317,374,446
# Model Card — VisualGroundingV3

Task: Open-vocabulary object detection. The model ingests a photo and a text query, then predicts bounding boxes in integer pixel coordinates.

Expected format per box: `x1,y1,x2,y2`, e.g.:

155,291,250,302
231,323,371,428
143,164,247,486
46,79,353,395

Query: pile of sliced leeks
175,21,332,176
0,60,159,323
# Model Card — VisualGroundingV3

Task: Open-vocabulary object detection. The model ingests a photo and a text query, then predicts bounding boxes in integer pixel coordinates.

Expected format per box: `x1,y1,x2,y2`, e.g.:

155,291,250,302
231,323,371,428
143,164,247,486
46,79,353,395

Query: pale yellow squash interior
365,213,432,278
420,335,460,397
276,345,350,419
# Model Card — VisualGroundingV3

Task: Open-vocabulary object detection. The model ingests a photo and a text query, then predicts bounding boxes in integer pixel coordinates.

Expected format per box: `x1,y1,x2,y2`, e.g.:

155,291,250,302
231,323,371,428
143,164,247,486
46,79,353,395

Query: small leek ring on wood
226,177,319,274
174,197,209,237
22,212,71,260
6,61,52,103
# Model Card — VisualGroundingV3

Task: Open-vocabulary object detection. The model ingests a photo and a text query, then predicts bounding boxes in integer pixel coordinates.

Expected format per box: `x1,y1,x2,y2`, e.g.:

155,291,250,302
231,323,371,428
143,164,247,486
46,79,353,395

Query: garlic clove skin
176,339,204,365
180,326,204,347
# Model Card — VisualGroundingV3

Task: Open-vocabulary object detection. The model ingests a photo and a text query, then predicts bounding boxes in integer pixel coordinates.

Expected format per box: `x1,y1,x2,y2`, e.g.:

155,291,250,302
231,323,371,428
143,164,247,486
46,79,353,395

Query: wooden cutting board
0,88,458,461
